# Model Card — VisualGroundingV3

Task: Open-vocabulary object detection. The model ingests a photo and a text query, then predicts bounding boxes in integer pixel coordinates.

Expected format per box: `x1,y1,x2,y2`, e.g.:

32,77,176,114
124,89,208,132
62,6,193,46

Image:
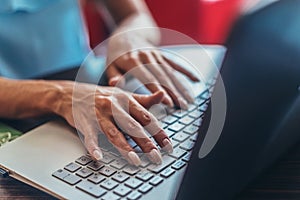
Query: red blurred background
82,0,242,48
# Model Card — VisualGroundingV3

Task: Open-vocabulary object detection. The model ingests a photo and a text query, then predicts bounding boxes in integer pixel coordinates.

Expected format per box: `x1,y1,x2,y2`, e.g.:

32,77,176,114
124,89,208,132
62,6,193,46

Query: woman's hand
106,32,199,110
53,81,172,166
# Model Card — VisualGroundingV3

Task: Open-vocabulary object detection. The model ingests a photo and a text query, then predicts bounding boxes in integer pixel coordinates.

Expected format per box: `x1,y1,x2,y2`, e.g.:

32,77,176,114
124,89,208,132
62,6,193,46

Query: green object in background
0,123,22,146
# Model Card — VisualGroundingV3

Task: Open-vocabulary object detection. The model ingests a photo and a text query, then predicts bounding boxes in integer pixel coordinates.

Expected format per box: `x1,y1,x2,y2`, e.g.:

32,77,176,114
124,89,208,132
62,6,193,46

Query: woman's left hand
106,32,199,109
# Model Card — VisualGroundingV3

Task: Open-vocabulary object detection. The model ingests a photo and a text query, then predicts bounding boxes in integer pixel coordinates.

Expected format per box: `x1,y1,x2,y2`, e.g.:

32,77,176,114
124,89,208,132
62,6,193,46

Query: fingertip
128,151,141,167
162,138,173,154
92,149,103,160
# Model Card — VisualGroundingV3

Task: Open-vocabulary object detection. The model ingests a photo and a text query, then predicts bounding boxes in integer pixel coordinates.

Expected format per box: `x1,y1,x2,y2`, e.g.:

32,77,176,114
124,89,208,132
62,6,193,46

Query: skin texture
0,0,198,165
103,0,199,108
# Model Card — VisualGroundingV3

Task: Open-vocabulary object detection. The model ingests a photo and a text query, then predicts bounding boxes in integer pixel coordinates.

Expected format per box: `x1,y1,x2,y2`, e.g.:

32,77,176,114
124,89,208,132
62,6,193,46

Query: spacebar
147,156,176,173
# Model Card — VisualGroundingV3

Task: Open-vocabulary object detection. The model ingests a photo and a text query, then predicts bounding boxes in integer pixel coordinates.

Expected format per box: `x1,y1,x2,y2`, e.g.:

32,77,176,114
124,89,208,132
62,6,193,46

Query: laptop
0,45,227,200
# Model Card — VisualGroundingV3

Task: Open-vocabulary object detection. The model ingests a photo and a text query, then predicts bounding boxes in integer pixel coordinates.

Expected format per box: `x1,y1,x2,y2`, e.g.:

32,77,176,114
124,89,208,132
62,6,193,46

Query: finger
98,117,141,166
163,55,200,82
128,98,173,154
82,125,103,161
106,64,125,87
151,52,195,104
112,103,163,164
140,51,186,107
132,91,164,109
114,55,173,106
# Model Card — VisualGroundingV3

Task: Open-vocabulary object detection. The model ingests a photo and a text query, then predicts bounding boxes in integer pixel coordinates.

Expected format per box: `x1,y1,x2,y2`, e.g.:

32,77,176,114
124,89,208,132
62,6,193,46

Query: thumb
133,91,164,108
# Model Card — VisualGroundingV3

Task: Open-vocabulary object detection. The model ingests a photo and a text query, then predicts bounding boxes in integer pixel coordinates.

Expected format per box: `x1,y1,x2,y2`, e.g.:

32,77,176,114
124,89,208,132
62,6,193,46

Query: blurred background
81,0,277,48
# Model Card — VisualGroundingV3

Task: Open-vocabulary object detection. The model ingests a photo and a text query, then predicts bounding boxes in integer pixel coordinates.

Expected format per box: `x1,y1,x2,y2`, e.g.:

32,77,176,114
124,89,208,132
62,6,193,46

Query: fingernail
128,151,141,166
178,97,188,110
162,138,173,154
93,149,103,160
148,149,162,164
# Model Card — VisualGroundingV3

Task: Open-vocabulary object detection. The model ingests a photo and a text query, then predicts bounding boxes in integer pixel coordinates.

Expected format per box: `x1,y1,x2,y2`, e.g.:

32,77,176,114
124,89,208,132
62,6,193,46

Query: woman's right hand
52,81,173,166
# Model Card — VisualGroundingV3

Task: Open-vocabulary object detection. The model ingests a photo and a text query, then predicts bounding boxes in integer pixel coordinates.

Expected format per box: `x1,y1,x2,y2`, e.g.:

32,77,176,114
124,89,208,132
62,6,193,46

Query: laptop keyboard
52,88,212,200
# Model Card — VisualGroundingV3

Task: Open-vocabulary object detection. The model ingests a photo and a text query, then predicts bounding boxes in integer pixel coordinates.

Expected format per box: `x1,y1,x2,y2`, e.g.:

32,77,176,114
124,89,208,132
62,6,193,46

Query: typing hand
53,81,173,166
106,34,199,109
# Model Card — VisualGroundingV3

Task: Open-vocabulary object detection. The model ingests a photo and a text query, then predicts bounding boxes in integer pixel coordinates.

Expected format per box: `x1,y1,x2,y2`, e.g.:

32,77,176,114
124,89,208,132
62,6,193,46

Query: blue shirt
0,0,90,79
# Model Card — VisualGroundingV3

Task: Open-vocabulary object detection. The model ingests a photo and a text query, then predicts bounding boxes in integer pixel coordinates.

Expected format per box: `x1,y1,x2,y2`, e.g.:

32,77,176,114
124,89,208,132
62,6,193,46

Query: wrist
41,81,73,117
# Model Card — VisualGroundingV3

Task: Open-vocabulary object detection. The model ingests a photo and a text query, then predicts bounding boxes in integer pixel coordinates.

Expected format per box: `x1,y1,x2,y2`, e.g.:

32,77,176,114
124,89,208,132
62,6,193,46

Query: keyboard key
88,173,106,184
193,118,203,126
149,176,163,186
101,192,120,200
52,169,69,180
112,172,129,183
76,168,93,178
76,180,106,198
190,133,199,142
123,165,140,175
64,162,81,172
133,145,143,153
127,191,142,200
147,156,176,173
172,132,189,142
138,183,153,194
99,166,117,177
188,110,203,119
87,161,104,171
139,156,151,168
187,104,197,112
171,140,179,148
199,103,208,111
182,152,192,162
180,140,195,151
162,116,178,124
161,122,168,129
127,139,137,149
52,169,81,185
172,110,188,118
124,178,143,189
101,153,116,164
76,156,92,166
169,147,187,159
172,160,186,170
200,91,210,99
164,129,176,138
110,159,128,170
136,171,154,181
160,168,175,178
183,125,199,135
194,97,206,105
64,174,81,185
113,185,131,197
100,179,119,190
179,116,194,125
168,123,185,132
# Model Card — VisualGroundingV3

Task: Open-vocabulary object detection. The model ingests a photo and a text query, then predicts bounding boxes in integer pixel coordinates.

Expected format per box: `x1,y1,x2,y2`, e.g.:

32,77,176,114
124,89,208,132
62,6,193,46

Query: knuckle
141,111,152,125
96,96,112,110
123,53,139,65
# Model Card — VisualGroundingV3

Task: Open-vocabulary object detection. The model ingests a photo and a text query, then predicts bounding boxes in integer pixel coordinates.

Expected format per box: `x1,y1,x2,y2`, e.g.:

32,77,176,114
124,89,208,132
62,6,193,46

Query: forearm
102,0,160,45
0,77,62,119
